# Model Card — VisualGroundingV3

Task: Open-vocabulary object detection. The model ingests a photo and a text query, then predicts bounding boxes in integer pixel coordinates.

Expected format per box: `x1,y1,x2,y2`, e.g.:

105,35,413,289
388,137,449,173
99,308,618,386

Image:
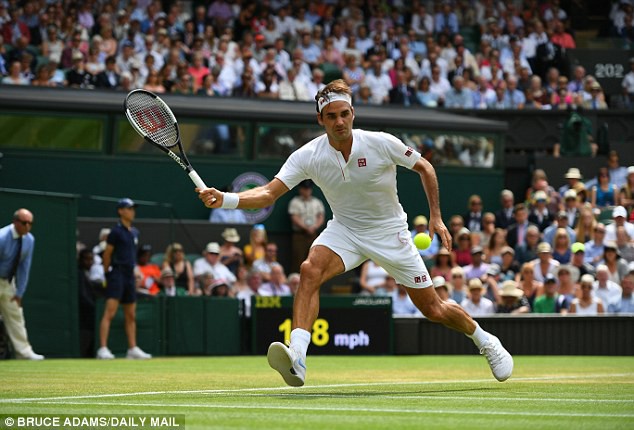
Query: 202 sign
594,63,625,79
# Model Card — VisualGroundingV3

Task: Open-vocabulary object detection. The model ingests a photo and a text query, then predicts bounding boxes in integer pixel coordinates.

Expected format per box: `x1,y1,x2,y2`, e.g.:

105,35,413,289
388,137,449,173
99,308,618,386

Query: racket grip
188,170,208,189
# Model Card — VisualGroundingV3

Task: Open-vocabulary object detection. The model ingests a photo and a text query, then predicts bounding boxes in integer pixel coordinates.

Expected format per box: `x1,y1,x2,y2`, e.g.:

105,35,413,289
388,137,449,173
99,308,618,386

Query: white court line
1,372,633,404
27,400,634,419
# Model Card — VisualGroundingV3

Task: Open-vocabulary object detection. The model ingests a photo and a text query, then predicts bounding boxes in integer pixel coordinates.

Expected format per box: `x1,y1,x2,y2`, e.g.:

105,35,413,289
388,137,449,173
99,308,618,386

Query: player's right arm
198,178,289,209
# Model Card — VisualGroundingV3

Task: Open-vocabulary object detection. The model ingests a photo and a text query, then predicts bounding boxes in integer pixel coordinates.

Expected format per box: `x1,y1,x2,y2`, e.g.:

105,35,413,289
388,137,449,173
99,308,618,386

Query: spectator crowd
1,0,634,109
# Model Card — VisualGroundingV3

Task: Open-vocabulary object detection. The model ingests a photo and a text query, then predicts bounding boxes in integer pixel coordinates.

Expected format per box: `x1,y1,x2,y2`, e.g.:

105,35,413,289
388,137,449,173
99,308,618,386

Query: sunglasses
18,220,33,226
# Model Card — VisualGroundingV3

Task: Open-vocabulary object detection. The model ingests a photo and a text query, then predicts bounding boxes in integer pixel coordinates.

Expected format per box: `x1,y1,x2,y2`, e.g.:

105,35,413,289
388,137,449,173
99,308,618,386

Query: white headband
317,92,352,113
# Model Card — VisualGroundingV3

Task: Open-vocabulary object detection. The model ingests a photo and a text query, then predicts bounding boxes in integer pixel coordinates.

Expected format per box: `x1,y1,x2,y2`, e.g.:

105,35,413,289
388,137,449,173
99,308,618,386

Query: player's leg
121,274,151,359
406,287,513,382
293,244,345,330
0,280,39,359
267,244,346,387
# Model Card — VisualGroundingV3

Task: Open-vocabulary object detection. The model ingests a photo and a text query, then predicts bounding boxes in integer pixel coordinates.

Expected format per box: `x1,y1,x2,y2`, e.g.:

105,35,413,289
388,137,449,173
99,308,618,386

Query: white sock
467,323,490,349
290,328,311,359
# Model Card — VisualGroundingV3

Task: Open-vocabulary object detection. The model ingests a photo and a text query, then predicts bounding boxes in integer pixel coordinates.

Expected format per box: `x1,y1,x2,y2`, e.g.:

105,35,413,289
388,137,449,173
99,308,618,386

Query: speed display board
251,296,393,355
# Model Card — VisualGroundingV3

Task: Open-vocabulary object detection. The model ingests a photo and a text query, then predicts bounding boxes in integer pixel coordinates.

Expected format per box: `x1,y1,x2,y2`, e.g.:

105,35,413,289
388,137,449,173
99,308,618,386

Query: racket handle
188,170,208,190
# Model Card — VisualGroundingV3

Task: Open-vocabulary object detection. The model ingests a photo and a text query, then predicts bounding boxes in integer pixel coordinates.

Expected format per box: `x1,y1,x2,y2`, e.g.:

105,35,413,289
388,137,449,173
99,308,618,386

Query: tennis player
198,80,513,386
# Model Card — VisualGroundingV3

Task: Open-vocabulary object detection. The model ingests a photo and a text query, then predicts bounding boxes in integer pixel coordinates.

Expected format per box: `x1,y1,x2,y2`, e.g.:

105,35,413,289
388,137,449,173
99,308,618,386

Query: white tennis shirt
276,129,421,233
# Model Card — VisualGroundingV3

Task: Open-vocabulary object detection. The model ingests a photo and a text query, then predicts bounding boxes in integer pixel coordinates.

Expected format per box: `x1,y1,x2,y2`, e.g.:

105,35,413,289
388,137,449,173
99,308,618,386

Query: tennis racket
124,89,207,189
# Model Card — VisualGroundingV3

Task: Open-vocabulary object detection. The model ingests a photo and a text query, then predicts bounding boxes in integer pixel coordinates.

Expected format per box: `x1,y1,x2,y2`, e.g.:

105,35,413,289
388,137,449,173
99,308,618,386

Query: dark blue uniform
105,222,139,304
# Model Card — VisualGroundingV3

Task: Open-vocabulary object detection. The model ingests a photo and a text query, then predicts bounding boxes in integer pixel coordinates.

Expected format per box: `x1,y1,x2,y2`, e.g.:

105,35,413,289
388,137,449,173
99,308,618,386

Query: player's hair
314,79,352,114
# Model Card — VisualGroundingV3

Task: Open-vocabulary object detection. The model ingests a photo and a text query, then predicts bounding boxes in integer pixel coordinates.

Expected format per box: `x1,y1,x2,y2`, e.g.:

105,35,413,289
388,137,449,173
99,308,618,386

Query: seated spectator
433,276,456,304
602,241,629,284
2,60,29,85
244,224,267,268
495,189,515,230
582,81,608,110
515,225,541,265
287,272,300,295
136,244,161,296
532,273,569,314
450,266,467,304
605,206,634,242
552,228,572,264
528,190,554,233
389,69,418,107
506,203,535,249
392,282,422,316
570,274,604,315
452,227,473,267
463,246,490,280
193,242,237,287
159,267,184,297
219,228,243,276
585,223,607,267
94,56,120,90
359,260,389,296
203,277,232,297
532,242,560,283
252,242,279,282
619,166,634,214
415,76,440,107
496,280,531,314
499,246,521,281
553,264,580,302
559,167,584,196
258,263,291,296
430,247,454,282
616,226,634,263
570,242,596,278
461,278,496,316
607,271,634,314
477,212,497,248
593,264,623,306
444,76,474,108
463,194,484,233
544,211,576,246
518,262,543,309
162,243,195,295
591,168,620,208
563,190,580,229
448,215,465,243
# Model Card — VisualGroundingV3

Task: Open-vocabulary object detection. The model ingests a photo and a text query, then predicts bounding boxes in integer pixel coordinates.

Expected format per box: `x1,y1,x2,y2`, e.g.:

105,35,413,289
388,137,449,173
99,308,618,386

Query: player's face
318,101,354,143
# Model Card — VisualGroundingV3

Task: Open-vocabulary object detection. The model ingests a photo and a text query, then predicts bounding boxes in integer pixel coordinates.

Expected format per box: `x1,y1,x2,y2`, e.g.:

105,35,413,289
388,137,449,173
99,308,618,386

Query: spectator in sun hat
410,214,440,259
452,226,473,267
558,167,583,195
496,280,531,314
532,242,560,283
460,278,496,316
194,241,236,288
528,190,554,233
219,227,243,276
433,276,456,304
605,206,634,242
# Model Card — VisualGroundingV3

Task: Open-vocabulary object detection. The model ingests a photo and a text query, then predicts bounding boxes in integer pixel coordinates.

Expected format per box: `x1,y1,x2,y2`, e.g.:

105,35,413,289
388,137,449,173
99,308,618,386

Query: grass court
1,355,633,429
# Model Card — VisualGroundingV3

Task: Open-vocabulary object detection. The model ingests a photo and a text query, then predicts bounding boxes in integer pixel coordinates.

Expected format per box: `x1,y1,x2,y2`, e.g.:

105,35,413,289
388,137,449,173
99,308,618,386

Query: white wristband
221,192,239,209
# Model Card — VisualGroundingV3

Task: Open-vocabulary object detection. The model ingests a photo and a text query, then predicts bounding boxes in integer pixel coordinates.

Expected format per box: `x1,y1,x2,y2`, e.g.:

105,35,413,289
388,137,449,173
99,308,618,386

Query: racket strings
127,94,179,148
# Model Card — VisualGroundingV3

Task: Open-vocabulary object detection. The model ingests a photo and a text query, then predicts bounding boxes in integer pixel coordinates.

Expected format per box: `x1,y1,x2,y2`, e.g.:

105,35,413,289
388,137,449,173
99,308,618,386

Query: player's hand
197,187,222,208
428,217,452,252
10,295,22,307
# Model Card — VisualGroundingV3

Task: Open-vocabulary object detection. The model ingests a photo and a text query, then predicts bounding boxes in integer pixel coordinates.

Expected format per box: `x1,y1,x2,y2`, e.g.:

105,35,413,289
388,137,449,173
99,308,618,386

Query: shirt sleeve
16,236,34,298
275,146,311,191
379,132,421,170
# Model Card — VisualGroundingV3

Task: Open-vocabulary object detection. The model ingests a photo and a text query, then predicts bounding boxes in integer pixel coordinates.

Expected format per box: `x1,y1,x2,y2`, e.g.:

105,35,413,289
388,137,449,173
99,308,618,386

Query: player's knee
299,260,321,287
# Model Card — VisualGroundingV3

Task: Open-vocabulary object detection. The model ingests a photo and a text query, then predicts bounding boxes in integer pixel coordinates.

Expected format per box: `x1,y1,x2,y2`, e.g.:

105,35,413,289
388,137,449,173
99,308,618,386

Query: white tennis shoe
96,346,115,360
267,342,306,387
480,335,513,382
126,346,152,360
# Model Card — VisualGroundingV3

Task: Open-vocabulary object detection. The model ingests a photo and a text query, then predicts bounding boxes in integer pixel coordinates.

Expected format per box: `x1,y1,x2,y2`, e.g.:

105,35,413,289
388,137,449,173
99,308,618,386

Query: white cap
205,242,220,254
613,206,627,218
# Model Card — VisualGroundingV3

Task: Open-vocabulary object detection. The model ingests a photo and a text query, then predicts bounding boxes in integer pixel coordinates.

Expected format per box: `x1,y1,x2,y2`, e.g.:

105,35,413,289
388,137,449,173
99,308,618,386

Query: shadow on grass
225,387,500,399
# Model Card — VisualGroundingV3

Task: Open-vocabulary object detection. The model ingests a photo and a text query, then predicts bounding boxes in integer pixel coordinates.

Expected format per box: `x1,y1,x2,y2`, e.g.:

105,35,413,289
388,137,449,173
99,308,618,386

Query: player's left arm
411,157,452,251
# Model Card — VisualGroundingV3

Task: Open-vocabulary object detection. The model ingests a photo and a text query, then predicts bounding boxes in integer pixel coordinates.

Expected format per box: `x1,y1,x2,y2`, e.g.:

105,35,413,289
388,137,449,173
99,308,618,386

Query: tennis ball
413,233,431,250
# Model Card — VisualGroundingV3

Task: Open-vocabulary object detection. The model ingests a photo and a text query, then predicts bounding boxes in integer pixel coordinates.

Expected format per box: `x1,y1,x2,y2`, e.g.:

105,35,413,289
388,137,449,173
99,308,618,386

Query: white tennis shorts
312,219,433,289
